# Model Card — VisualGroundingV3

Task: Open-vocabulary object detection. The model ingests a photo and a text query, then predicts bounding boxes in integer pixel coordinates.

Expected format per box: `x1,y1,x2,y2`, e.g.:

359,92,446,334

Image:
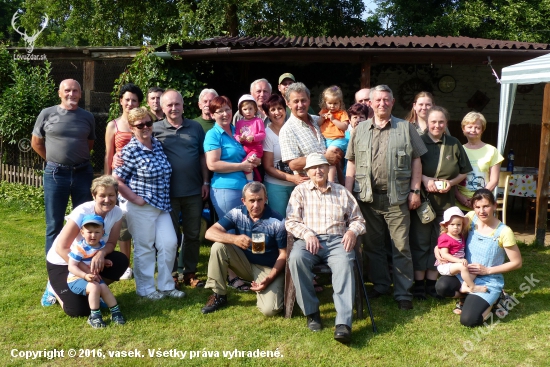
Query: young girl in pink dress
235,94,266,181
435,206,488,295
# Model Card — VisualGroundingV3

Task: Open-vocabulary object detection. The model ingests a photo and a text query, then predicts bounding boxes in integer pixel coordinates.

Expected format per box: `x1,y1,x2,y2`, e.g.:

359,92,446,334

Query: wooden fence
0,164,43,187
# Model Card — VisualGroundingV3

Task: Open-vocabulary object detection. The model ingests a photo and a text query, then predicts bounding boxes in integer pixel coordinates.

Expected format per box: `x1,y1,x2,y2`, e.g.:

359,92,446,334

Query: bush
0,44,58,145
0,182,45,213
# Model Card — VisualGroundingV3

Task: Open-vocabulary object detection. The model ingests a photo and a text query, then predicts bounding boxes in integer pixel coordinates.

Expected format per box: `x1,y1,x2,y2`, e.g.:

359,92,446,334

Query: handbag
416,136,445,224
416,192,436,224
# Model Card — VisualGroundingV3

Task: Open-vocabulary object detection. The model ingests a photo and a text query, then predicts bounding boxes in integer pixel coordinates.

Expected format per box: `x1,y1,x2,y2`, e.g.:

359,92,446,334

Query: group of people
33,74,522,343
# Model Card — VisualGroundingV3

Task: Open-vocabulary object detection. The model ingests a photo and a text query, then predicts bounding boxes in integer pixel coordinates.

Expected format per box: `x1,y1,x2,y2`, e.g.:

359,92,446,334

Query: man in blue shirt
201,182,287,316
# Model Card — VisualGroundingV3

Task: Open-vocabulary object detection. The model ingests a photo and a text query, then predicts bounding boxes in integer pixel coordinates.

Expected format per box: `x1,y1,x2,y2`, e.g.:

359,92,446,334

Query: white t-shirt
46,201,123,265
262,126,295,187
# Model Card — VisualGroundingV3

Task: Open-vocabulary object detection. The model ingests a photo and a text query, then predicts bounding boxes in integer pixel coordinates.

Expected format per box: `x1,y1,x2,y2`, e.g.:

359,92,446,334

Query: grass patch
1,203,549,366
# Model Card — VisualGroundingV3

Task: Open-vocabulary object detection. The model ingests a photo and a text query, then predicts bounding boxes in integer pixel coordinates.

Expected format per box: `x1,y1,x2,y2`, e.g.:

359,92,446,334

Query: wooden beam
360,62,371,88
83,60,95,112
535,83,550,245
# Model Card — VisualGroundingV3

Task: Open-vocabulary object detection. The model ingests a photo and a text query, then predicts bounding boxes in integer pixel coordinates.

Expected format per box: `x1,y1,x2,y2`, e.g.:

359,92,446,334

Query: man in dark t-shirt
153,89,210,289
32,79,95,255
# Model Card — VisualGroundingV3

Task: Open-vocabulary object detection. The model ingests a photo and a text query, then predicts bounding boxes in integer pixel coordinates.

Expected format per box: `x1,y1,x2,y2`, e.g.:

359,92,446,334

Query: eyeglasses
131,120,153,129
214,108,231,115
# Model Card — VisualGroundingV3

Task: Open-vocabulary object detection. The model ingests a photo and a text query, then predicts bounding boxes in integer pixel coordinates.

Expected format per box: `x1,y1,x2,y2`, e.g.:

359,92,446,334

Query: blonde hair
440,216,469,237
319,85,345,110
128,107,156,125
405,91,435,123
461,111,487,132
91,175,118,197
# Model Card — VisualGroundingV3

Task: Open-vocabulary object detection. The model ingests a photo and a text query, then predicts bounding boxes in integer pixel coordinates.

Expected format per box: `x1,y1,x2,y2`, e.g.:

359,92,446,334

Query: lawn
1,203,549,367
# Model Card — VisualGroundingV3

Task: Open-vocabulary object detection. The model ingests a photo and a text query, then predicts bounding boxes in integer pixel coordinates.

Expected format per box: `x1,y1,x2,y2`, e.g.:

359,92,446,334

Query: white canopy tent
498,53,550,244
498,53,550,155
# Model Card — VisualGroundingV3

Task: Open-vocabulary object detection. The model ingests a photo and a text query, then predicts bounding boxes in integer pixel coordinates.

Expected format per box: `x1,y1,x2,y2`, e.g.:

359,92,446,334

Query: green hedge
0,182,45,213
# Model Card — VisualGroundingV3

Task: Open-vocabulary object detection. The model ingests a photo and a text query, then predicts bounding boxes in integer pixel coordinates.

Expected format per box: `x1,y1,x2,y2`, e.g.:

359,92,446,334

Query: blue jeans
44,162,93,254
264,181,295,217
210,188,242,218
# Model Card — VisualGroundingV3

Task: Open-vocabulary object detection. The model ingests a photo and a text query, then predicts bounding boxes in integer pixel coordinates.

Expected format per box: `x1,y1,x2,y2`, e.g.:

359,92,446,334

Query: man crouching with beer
201,182,287,316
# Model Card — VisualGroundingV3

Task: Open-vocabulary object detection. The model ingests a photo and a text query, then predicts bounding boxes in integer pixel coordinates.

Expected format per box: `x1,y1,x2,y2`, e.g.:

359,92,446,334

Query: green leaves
107,46,209,121
0,45,57,145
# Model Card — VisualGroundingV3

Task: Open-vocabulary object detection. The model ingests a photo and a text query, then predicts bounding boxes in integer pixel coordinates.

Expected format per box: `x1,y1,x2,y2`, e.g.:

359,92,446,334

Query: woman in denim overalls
435,188,522,326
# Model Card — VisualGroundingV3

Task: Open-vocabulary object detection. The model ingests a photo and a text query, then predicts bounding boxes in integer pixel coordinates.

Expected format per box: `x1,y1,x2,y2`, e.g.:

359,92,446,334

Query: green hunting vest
352,116,413,206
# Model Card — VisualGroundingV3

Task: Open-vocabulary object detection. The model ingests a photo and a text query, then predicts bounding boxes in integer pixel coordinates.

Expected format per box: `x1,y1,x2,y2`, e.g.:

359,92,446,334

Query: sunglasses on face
132,120,153,129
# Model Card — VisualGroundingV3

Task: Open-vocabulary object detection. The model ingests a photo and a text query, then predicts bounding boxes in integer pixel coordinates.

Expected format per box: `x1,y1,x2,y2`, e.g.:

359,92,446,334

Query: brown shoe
201,293,227,314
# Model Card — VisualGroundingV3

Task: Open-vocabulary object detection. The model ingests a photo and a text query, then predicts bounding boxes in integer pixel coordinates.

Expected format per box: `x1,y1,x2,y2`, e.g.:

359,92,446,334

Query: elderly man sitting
201,182,287,316
286,153,366,344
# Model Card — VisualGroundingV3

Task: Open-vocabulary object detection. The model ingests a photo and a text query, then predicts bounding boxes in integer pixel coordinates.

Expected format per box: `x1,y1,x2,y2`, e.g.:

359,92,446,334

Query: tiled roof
170,36,550,51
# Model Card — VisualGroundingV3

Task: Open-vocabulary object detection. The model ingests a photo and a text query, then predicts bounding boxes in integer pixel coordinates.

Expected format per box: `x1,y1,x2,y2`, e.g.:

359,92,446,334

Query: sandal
184,273,205,288
453,299,465,315
492,291,510,317
228,277,250,292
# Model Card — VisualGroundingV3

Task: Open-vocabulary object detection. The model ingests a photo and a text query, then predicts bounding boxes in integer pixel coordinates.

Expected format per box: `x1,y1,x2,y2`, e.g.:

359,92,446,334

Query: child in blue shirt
67,214,126,328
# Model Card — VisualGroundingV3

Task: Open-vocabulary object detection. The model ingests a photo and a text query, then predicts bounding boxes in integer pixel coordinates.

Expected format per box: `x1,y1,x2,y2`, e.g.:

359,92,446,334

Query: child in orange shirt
319,86,349,182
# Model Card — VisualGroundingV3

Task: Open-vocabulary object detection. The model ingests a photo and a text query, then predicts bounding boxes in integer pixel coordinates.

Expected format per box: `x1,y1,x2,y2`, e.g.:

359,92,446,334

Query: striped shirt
279,114,326,173
114,136,172,212
285,180,366,240
67,239,105,283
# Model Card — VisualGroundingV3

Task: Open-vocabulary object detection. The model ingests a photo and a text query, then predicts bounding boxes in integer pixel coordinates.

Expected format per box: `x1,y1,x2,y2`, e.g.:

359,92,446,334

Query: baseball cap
278,73,296,84
303,153,329,170
81,214,105,227
440,206,465,226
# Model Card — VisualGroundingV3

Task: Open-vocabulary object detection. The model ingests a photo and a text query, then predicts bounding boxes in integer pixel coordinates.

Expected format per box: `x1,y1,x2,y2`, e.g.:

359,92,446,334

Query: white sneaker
120,267,133,280
162,289,186,298
141,290,166,301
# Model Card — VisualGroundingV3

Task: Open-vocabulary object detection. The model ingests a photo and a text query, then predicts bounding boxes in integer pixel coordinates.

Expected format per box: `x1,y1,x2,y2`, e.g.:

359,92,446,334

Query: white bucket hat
303,153,329,170
440,206,465,226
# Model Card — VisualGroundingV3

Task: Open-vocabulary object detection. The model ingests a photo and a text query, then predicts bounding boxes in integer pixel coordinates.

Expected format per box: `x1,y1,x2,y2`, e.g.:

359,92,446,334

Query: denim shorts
68,278,105,296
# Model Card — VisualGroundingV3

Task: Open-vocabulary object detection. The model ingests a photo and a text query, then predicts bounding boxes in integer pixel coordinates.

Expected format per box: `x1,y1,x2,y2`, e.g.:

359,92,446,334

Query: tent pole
535,83,550,245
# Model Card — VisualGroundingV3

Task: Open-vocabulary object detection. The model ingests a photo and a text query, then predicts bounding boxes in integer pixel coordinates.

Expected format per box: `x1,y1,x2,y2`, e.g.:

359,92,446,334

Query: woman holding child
436,189,522,326
44,175,128,317
409,106,472,299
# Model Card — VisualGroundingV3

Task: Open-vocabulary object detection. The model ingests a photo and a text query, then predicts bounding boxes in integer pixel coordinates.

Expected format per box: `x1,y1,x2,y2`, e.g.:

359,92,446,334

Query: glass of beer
251,233,265,254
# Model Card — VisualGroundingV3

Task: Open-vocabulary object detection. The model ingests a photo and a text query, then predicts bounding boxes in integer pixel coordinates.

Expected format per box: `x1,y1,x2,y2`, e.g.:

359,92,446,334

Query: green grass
1,203,549,366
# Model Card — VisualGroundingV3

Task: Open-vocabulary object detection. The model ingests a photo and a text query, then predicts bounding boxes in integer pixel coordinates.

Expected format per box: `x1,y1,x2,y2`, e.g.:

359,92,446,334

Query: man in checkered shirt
285,153,365,344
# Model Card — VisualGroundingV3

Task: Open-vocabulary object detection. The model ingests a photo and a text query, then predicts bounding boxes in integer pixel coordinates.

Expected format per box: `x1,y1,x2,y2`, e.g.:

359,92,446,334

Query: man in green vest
345,85,427,311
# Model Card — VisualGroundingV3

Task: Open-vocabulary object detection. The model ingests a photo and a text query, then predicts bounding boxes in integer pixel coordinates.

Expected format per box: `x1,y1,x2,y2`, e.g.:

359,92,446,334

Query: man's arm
205,223,251,250
344,160,356,192
408,157,422,210
250,248,287,292
31,135,46,160
88,139,94,152
288,156,307,172
200,153,210,199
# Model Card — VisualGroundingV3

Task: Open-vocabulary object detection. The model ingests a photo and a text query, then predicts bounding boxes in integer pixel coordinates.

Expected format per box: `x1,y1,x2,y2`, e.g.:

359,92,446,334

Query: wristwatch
410,189,420,195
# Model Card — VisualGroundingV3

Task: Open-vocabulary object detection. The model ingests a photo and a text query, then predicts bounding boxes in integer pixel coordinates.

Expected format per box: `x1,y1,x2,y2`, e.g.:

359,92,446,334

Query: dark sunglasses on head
132,120,153,129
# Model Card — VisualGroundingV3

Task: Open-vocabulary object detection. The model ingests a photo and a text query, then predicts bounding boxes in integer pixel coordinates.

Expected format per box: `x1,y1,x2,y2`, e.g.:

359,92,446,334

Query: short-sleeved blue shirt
218,205,286,268
203,123,247,190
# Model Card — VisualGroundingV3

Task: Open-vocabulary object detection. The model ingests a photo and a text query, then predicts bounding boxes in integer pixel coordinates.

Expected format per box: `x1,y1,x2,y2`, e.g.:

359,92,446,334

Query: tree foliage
371,0,550,43
0,44,57,145
9,0,374,47
108,47,209,120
